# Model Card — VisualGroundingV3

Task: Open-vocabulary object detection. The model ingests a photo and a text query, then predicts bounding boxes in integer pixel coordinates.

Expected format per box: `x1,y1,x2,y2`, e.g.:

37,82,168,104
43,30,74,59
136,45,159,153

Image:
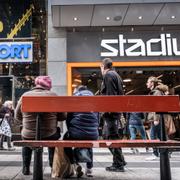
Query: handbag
74,148,92,163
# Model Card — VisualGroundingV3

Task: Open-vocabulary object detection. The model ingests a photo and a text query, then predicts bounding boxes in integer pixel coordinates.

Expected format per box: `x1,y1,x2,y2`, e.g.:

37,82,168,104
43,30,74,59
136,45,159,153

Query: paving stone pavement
0,147,180,180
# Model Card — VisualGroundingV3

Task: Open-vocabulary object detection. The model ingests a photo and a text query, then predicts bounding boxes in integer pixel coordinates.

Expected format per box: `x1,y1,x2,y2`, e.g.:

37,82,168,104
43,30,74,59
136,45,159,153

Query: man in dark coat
100,58,126,172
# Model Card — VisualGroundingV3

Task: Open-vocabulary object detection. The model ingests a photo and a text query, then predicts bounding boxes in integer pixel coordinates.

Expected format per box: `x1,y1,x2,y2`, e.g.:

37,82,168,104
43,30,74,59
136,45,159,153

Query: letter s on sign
101,39,118,57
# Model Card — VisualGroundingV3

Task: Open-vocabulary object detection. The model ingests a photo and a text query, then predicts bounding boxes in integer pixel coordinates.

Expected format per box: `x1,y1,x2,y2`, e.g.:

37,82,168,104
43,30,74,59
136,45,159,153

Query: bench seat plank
22,95,180,113
13,140,180,148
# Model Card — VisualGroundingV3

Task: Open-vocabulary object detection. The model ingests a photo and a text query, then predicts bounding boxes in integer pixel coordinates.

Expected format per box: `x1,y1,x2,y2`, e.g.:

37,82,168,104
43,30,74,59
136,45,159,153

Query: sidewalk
0,147,180,180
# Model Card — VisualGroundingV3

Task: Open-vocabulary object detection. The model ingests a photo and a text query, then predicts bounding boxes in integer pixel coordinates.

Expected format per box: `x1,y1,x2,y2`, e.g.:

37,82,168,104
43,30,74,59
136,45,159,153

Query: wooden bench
13,95,180,180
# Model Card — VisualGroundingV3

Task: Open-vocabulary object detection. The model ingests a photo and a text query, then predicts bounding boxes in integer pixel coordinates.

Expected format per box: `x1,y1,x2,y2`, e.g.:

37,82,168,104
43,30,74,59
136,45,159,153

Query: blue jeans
129,125,147,140
64,132,93,169
150,123,161,157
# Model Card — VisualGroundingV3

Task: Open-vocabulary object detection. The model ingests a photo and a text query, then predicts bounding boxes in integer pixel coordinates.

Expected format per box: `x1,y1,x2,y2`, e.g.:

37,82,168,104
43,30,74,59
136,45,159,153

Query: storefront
49,1,180,96
66,27,180,95
0,0,47,104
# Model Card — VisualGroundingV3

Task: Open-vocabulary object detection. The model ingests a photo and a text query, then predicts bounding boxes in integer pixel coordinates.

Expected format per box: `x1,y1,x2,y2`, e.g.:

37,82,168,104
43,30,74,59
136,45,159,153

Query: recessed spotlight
138,16,143,20
73,17,78,21
171,15,176,19
113,16,122,21
106,17,110,20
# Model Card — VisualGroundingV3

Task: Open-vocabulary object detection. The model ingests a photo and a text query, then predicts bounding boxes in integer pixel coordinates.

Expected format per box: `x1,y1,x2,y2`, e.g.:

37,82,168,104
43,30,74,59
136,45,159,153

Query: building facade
0,0,180,102
48,0,180,96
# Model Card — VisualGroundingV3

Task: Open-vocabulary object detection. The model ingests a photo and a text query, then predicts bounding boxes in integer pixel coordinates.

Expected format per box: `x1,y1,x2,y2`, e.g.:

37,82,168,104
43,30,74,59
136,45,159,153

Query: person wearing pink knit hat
15,75,65,175
35,76,52,90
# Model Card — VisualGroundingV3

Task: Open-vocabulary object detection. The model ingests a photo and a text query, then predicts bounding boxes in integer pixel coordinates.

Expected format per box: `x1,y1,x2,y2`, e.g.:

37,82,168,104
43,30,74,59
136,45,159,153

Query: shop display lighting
123,78,132,82
171,15,176,19
106,16,110,20
138,16,143,20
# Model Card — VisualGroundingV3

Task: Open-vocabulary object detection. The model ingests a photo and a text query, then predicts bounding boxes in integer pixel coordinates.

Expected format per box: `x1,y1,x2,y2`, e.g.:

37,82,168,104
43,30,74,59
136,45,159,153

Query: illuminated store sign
101,34,180,57
0,41,33,62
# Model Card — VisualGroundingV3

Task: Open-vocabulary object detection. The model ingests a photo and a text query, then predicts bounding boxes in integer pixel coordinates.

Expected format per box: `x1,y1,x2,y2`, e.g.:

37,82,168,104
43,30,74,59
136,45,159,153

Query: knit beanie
35,76,52,90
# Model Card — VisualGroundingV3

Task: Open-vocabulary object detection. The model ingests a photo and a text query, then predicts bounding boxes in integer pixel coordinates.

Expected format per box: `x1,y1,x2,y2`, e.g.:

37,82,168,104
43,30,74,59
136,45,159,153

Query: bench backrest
21,95,180,113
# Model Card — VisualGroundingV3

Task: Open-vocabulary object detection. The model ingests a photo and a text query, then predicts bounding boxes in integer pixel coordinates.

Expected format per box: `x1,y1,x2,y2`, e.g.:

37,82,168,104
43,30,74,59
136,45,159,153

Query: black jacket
101,70,124,95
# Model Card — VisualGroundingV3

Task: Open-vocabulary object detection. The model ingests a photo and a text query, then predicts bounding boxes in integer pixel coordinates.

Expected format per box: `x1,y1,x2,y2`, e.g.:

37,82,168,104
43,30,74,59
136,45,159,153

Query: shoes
146,155,159,161
106,165,125,172
131,148,139,154
74,164,83,178
22,166,30,175
0,147,6,150
85,168,93,177
8,147,15,151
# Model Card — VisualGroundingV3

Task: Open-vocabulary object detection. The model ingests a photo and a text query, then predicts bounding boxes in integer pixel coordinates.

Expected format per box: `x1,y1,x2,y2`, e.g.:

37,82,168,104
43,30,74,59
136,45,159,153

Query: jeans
150,123,161,157
0,135,12,148
64,132,93,169
103,113,126,167
129,125,147,140
22,129,60,168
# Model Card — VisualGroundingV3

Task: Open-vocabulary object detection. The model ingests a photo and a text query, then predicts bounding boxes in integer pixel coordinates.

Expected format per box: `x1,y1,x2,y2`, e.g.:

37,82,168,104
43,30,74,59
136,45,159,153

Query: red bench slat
22,95,180,112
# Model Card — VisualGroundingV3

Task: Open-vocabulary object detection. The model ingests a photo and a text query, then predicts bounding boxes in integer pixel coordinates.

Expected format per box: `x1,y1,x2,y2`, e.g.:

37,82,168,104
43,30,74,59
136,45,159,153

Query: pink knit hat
35,76,52,90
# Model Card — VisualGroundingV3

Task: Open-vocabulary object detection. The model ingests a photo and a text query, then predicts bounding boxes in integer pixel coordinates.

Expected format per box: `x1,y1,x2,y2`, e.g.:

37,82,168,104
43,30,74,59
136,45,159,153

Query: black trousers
22,130,60,168
103,113,126,167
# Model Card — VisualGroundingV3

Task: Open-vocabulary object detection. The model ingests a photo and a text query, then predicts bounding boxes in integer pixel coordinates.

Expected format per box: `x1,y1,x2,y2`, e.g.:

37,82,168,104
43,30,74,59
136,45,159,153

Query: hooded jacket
66,89,99,140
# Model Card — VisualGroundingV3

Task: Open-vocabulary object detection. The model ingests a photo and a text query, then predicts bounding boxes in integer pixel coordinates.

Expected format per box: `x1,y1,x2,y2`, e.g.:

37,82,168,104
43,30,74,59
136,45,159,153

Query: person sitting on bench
15,76,65,175
64,85,99,178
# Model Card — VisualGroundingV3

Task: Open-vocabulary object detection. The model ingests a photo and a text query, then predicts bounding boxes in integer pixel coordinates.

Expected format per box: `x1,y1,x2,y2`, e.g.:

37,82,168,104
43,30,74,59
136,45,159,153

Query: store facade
0,0,47,104
48,0,180,96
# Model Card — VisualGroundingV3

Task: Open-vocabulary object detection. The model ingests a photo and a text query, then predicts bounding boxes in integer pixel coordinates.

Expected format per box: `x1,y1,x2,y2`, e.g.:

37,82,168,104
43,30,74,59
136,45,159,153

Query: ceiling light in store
123,78,132,83
72,84,77,88
74,79,82,83
136,70,143,74
131,27,134,32
171,15,176,19
73,17,78,21
106,16,110,20
138,16,143,20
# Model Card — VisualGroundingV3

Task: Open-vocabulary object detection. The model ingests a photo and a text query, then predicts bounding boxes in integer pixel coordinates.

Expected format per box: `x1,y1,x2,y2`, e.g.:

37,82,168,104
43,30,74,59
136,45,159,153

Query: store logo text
0,41,33,62
100,34,180,57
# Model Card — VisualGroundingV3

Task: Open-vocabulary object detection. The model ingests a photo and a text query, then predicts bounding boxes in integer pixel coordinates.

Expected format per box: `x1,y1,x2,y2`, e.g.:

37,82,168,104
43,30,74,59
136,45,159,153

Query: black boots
22,166,30,175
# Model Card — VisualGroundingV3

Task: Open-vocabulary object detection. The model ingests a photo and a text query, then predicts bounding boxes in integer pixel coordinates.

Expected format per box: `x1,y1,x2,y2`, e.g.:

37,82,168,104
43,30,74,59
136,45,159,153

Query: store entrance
71,67,180,95
0,76,14,104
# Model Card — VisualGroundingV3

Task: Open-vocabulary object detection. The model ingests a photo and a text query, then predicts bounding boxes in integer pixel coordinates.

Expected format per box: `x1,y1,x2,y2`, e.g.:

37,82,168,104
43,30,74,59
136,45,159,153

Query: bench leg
33,147,43,180
160,149,171,180
160,114,171,180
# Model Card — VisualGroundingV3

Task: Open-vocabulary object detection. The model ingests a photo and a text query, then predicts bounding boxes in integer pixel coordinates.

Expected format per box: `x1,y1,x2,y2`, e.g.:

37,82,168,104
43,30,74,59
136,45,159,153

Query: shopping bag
51,147,74,178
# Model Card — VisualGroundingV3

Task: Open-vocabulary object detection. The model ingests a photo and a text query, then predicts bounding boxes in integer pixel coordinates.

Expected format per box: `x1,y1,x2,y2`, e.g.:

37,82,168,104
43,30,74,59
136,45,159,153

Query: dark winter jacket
128,112,144,126
101,70,124,95
66,90,99,140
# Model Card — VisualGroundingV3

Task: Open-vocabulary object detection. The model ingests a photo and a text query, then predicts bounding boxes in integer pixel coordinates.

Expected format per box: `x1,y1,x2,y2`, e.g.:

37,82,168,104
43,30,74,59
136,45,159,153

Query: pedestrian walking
127,112,147,154
146,76,164,160
0,100,15,150
100,58,126,172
